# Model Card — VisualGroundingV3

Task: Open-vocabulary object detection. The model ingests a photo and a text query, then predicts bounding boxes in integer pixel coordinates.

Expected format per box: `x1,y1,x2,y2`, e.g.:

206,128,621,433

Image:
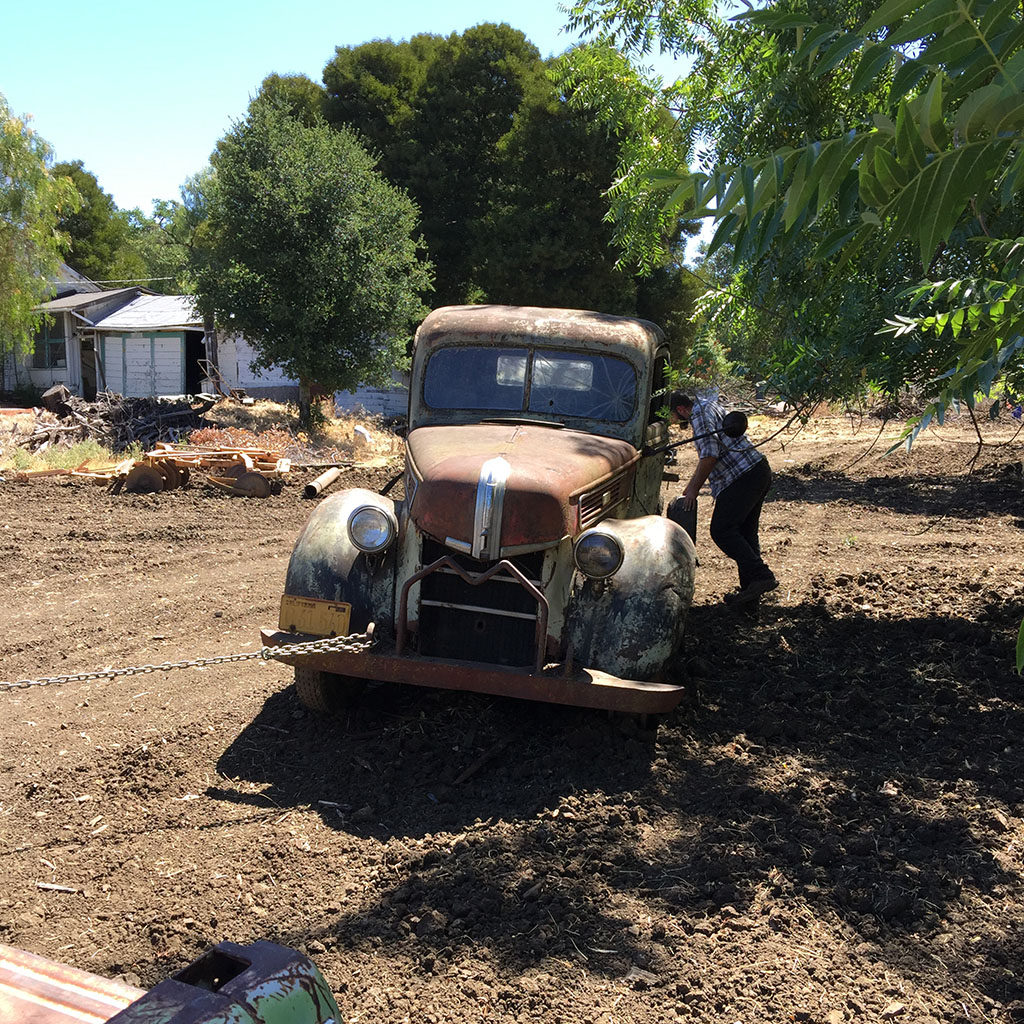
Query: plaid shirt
688,396,764,498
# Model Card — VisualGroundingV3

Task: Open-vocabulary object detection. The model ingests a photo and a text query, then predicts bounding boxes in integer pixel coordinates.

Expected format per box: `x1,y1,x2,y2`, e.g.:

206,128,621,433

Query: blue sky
3,0,684,215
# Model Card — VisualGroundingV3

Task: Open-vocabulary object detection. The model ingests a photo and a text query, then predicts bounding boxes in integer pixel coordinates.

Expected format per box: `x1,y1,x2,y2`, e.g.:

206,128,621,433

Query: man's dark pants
709,458,773,588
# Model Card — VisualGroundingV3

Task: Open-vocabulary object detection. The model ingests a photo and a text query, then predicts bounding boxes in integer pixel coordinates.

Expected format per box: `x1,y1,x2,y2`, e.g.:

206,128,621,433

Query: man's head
669,392,693,427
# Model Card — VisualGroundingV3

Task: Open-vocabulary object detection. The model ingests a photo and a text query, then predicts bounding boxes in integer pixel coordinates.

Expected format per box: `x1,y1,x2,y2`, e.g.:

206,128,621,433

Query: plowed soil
1,413,1023,1024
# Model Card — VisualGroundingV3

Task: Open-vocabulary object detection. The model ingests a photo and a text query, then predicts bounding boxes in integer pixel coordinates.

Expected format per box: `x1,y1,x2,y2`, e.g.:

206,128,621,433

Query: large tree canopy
561,0,1024,420
52,160,189,291
0,93,79,391
190,100,432,415
51,160,129,283
321,24,701,360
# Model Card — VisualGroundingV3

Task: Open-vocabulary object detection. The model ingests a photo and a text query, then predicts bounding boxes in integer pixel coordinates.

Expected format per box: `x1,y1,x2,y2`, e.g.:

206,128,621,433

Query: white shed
93,296,206,397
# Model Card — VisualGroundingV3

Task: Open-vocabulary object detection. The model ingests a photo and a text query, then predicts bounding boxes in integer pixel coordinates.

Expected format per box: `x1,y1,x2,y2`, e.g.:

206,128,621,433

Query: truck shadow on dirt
212,590,1024,1005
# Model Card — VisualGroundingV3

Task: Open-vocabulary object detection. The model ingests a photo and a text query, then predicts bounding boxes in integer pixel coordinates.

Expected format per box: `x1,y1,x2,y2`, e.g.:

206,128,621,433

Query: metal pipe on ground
304,467,343,499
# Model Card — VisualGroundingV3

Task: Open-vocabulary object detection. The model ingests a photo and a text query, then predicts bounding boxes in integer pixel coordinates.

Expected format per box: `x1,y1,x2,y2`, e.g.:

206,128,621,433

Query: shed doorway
184,331,205,395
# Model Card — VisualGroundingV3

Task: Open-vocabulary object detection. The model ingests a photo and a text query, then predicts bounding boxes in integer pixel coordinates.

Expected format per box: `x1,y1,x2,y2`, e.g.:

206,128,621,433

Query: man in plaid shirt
667,392,777,606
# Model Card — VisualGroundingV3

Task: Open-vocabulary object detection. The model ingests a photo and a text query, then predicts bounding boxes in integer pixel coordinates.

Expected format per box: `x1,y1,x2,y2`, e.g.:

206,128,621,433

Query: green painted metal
106,941,340,1024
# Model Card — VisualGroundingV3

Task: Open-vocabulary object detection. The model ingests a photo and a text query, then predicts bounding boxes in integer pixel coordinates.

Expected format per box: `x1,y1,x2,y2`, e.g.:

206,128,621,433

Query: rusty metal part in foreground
0,940,340,1024
261,628,686,714
0,944,142,1023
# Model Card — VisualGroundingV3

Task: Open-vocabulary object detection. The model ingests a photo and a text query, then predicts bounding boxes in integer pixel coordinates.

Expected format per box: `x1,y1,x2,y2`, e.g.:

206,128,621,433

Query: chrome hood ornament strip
472,456,511,560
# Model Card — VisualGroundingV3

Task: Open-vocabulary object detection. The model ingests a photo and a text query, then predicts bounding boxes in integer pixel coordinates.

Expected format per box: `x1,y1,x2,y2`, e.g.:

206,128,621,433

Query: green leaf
1000,49,1024,91
851,44,895,94
742,163,756,217
707,212,739,257
753,161,780,207
812,224,859,260
755,204,786,258
812,33,864,78
890,59,930,97
917,75,948,152
717,168,747,218
815,133,864,209
919,20,988,68
783,144,817,230
999,148,1024,206
863,0,942,34
885,0,961,45
875,146,907,192
895,99,927,172
664,178,696,210
901,140,1012,266
859,137,891,207
980,0,1022,38
989,95,1024,134
794,23,838,64
835,223,876,272
735,11,817,29
955,85,1003,142
872,113,896,135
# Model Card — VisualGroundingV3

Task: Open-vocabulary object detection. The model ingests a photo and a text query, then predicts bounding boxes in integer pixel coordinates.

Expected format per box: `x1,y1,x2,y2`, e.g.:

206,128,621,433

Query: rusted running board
261,629,687,714
0,944,143,1024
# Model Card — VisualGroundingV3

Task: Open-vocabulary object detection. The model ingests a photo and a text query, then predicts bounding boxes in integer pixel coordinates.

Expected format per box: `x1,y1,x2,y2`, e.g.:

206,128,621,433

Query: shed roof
35,288,142,313
93,295,203,331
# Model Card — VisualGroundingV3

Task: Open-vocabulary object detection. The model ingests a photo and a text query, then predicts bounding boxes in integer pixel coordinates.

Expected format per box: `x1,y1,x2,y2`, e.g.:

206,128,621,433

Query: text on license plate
278,595,352,637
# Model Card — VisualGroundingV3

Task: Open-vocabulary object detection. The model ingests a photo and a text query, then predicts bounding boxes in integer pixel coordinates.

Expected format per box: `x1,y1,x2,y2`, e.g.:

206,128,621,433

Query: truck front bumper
261,629,687,714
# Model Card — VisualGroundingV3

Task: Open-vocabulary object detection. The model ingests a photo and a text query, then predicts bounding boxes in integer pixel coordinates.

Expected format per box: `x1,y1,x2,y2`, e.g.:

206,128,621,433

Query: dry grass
0,399,403,473
193,399,403,463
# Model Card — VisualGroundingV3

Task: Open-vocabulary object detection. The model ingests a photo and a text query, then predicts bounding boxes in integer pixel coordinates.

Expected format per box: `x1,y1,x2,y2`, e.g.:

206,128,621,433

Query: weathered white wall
216,334,297,397
216,334,408,415
102,334,184,397
334,372,410,418
6,312,81,395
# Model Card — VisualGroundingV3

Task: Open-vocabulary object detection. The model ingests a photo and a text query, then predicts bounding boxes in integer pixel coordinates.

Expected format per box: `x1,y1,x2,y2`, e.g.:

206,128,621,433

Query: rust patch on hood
407,423,638,551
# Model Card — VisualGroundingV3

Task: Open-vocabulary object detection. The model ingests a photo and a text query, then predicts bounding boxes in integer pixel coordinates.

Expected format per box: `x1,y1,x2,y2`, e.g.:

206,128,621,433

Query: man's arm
680,455,717,510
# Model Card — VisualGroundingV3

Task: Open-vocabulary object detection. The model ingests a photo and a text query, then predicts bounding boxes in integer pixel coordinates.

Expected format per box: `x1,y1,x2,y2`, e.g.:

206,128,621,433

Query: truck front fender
566,515,695,681
284,488,399,634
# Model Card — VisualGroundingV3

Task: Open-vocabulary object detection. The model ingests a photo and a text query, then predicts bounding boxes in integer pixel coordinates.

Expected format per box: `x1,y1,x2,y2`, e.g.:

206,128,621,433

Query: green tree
563,0,1024,419
191,100,432,421
323,26,699,339
324,24,549,305
253,73,327,125
0,93,80,391
52,160,130,283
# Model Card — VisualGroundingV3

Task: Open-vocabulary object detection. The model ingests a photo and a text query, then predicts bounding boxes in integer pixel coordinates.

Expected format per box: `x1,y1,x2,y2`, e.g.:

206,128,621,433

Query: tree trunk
298,379,312,426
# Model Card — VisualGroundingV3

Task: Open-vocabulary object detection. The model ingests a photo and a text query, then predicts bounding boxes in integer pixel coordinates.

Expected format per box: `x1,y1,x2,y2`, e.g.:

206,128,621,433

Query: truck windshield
423,346,637,422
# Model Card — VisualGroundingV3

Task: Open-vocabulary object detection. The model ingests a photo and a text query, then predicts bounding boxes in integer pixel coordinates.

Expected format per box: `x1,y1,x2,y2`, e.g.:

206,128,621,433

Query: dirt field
1,412,1022,1024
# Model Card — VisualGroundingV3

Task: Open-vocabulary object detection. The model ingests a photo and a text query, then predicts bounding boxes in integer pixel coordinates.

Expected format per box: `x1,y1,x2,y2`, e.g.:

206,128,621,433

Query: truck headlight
348,505,398,553
573,529,624,579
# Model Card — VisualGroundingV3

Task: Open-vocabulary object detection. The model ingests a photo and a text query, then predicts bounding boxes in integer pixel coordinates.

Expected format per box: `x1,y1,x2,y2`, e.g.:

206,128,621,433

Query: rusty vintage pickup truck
262,305,696,714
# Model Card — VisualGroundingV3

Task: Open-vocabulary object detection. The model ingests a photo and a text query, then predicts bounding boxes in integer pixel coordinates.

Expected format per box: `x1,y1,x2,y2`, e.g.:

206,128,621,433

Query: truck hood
406,422,639,558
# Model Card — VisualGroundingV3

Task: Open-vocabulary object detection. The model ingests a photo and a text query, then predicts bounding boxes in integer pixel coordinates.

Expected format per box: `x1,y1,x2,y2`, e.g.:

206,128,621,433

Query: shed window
33,316,67,369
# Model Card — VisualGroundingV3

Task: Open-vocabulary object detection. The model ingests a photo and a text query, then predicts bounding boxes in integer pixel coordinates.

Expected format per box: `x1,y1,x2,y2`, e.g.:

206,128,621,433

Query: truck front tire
293,667,365,714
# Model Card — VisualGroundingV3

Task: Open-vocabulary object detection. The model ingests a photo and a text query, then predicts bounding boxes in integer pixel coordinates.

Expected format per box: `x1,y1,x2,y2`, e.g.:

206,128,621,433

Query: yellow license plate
278,595,352,637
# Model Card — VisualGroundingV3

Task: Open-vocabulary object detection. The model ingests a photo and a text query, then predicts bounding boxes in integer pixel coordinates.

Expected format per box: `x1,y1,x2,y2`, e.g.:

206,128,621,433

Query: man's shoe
729,575,778,606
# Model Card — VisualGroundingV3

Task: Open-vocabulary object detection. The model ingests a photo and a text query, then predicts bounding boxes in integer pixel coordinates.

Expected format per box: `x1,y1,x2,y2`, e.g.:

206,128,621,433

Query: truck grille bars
396,553,550,673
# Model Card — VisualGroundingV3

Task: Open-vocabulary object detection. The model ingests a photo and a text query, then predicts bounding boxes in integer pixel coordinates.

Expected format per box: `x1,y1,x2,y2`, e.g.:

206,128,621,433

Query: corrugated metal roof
93,294,203,331
35,288,141,312
53,262,102,293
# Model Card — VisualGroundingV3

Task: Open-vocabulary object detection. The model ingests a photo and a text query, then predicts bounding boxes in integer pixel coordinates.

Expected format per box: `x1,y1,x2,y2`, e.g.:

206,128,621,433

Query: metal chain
0,632,375,693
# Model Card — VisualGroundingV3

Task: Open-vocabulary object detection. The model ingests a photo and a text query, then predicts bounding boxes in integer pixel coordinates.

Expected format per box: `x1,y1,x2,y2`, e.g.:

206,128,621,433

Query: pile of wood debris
13,386,216,454
11,442,292,497
10,441,391,498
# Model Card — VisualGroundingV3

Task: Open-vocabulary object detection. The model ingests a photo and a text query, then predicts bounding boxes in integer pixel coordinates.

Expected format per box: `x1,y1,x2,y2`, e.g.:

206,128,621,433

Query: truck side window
649,353,669,423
